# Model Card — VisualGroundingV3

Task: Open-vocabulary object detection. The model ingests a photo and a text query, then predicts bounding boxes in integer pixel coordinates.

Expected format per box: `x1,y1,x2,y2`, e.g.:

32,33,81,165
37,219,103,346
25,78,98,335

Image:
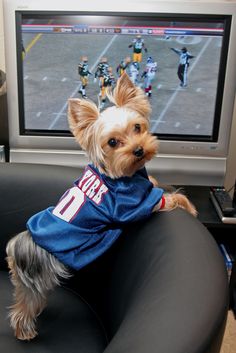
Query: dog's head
68,73,158,178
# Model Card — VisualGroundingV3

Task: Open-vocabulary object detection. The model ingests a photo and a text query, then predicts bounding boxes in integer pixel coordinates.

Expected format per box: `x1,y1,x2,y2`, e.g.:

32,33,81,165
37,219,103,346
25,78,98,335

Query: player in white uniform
128,61,140,85
141,57,157,97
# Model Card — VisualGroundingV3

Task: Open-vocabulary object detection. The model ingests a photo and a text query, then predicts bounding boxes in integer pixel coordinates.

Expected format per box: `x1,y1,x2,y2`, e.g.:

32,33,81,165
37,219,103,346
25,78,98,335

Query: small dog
6,72,197,341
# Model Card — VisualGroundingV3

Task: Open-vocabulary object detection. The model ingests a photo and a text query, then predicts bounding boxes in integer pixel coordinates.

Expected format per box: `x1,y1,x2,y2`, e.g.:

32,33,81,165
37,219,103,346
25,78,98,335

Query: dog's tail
6,230,70,296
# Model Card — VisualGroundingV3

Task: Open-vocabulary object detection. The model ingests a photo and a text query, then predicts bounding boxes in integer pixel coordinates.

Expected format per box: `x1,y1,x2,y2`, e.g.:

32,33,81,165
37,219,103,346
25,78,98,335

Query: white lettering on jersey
86,178,101,199
53,187,85,222
78,169,93,189
52,167,108,222
92,183,108,205
78,167,108,204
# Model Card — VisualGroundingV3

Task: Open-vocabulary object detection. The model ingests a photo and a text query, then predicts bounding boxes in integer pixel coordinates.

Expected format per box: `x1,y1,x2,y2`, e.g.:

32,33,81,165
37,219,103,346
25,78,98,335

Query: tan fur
148,175,159,187
107,72,151,118
68,98,99,149
68,72,197,214
153,192,197,217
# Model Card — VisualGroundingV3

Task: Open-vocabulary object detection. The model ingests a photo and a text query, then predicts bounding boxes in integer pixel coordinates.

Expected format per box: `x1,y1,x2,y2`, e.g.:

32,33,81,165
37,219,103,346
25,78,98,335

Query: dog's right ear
68,98,99,149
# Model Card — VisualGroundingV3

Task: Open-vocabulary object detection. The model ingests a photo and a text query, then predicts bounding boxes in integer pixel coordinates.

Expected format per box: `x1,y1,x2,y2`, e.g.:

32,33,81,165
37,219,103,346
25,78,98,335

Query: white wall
0,0,5,71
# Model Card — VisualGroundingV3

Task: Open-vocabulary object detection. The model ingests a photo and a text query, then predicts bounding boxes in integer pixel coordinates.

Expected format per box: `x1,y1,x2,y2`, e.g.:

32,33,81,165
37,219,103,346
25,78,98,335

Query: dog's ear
68,98,99,149
110,72,151,118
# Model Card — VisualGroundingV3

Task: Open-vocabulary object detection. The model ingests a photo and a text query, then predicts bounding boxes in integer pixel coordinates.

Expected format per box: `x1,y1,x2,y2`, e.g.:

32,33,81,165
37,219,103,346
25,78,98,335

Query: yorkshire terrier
6,72,197,341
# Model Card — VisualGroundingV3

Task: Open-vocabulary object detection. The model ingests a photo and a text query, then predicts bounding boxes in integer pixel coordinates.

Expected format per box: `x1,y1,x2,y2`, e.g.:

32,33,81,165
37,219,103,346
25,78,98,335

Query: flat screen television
3,0,236,186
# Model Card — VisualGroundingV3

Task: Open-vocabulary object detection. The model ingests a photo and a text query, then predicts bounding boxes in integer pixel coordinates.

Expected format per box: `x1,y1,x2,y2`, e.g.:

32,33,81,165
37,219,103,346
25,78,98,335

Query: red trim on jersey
160,196,165,210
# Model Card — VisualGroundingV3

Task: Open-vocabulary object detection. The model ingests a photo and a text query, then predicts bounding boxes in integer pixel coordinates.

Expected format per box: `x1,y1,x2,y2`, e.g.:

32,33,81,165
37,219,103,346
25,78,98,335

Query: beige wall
0,0,5,71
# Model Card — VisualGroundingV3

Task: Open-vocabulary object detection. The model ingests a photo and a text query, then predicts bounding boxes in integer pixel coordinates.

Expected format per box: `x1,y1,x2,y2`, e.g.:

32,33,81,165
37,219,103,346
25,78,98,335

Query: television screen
17,12,230,142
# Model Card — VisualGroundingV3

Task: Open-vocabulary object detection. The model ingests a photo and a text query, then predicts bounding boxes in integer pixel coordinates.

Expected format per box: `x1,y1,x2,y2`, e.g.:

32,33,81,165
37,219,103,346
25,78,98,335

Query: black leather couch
0,163,229,353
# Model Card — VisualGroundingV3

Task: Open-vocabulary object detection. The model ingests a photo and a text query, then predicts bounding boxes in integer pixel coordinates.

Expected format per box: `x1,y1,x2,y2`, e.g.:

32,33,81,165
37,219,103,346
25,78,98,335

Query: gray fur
6,230,71,340
6,230,70,295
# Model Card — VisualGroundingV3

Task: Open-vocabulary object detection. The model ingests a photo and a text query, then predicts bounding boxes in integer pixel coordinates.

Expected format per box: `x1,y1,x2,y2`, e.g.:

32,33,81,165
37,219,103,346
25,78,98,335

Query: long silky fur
6,231,70,295
6,231,70,340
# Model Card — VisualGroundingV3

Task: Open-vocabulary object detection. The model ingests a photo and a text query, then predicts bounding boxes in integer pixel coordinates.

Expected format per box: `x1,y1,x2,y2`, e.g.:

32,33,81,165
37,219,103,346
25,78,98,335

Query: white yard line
151,37,213,132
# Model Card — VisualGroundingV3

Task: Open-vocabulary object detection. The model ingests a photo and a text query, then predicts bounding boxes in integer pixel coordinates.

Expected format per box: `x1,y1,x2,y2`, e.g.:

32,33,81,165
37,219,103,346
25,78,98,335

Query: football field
22,30,221,136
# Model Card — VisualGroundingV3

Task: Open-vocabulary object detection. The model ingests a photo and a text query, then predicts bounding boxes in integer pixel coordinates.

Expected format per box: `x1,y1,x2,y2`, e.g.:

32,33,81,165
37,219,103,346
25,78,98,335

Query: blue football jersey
27,165,164,270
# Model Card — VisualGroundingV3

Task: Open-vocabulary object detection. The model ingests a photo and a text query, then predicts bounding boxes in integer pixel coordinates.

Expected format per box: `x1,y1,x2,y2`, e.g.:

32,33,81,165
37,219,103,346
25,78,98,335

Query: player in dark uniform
22,40,26,60
78,56,92,99
100,67,116,109
128,35,147,63
94,57,109,90
170,47,195,87
116,56,131,77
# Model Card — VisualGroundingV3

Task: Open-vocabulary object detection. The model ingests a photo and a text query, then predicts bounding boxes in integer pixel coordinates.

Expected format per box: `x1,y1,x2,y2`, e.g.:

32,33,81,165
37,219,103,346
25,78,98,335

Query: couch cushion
0,272,107,353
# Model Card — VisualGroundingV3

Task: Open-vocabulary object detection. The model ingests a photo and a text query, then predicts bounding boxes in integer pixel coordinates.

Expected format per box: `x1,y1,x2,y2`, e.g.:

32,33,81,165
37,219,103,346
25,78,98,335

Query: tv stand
180,185,236,243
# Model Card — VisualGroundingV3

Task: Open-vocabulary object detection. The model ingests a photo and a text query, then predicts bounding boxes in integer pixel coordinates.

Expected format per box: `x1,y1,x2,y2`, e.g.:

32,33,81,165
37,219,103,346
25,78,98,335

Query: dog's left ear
68,98,99,149
110,72,151,118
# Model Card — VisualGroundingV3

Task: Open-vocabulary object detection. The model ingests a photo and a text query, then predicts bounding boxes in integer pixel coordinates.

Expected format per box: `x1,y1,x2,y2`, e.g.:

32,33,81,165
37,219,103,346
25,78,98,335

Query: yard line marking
24,20,53,57
25,33,43,54
151,37,213,132
150,119,165,123
49,34,119,130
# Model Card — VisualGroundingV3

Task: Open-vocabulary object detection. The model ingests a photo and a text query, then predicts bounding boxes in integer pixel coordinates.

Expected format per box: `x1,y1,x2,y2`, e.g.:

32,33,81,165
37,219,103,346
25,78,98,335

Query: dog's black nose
133,146,144,157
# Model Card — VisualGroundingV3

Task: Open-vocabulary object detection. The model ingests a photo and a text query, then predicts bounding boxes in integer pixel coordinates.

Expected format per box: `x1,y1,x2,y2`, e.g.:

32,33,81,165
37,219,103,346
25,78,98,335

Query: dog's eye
134,124,141,133
108,138,118,148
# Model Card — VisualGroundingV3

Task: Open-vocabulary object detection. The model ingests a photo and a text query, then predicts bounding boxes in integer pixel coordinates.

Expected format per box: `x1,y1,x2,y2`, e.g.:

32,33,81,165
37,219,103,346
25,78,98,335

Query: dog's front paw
175,193,198,217
163,193,197,217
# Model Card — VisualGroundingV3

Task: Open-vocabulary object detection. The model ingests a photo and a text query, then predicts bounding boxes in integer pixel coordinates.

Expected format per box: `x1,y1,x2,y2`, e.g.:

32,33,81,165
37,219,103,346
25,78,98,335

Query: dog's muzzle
133,146,144,158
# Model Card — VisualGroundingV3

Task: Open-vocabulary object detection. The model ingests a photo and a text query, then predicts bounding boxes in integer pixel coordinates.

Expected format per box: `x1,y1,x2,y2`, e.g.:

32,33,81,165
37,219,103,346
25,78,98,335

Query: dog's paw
163,192,197,217
174,193,198,217
15,325,38,341
10,314,38,341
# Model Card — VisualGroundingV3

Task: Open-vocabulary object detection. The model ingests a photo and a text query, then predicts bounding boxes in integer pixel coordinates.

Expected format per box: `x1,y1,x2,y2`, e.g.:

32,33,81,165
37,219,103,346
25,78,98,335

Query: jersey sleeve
112,174,164,224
